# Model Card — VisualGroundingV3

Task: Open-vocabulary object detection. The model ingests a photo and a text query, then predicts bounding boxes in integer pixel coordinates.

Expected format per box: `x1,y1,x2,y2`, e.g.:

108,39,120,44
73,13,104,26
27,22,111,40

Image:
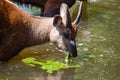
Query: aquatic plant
22,53,80,73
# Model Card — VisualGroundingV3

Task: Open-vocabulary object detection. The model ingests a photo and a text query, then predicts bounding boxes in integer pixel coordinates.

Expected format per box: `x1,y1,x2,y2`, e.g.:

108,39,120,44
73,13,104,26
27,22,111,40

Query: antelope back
11,0,76,17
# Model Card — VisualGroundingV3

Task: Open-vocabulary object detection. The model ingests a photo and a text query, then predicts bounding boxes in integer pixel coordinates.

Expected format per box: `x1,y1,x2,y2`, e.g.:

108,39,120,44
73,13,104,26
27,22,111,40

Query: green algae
22,53,80,73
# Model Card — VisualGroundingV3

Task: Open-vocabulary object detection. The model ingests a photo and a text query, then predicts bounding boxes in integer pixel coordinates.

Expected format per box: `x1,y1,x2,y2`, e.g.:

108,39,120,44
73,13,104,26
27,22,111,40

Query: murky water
0,0,120,80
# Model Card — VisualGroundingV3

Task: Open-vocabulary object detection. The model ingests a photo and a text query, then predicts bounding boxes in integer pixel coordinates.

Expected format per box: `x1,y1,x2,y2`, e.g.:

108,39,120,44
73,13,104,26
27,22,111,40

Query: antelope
11,0,76,17
0,0,82,62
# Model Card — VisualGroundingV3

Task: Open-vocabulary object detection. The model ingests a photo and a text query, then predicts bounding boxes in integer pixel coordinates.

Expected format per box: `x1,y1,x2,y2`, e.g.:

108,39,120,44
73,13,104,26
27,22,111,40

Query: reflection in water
0,0,120,80
74,0,120,80
0,61,76,80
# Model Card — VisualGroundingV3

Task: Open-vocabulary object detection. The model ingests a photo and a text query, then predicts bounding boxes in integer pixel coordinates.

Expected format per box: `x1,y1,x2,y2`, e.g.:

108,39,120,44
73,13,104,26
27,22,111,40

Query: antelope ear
53,15,62,27
60,3,67,19
60,3,68,25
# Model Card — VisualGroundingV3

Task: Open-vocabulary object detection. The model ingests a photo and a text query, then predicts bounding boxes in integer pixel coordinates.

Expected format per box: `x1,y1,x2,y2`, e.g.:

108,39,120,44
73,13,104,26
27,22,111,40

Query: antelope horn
74,1,83,26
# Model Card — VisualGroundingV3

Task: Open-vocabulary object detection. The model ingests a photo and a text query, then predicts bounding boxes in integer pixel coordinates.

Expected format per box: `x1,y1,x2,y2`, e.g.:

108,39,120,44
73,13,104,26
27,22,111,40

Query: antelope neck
25,16,54,47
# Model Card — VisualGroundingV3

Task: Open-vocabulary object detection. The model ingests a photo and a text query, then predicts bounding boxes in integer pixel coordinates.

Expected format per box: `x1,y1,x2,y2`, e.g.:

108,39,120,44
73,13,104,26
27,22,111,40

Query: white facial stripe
70,40,75,46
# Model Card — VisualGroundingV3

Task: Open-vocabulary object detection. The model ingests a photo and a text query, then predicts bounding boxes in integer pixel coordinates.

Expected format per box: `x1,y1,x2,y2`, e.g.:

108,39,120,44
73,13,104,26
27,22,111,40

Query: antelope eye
63,30,70,39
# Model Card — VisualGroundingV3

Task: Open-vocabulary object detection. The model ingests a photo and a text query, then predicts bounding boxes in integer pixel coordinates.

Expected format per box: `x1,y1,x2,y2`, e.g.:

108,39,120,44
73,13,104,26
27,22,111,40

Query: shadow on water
0,0,120,80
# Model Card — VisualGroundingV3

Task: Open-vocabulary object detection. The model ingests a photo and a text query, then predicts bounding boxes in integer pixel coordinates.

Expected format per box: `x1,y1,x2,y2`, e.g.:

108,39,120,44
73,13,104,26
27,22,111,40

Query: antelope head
49,2,82,57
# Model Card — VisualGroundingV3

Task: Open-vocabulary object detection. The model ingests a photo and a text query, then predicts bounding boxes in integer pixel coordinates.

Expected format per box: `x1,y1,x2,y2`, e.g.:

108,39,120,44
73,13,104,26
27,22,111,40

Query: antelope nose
68,46,77,58
69,50,77,58
69,40,77,57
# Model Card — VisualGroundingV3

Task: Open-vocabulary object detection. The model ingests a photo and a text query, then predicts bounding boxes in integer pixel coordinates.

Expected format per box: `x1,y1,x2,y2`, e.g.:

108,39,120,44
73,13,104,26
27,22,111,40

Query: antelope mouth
58,48,77,58
56,47,70,57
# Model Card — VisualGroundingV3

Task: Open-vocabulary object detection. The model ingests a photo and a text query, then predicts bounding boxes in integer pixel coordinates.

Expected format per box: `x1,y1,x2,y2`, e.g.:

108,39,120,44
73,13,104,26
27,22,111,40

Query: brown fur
0,0,82,61
11,0,76,17
0,0,54,61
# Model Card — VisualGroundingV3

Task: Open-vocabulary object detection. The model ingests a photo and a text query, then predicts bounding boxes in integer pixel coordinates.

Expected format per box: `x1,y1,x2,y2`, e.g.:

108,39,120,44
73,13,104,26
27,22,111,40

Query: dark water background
0,0,120,80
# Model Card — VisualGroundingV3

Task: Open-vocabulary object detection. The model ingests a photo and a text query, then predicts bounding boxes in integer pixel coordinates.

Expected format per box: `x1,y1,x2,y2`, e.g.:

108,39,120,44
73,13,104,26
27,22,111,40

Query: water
0,0,120,80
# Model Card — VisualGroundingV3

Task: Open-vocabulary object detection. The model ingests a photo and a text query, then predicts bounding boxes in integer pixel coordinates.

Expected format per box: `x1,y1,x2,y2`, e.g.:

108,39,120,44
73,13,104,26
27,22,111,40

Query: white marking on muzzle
70,40,75,46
